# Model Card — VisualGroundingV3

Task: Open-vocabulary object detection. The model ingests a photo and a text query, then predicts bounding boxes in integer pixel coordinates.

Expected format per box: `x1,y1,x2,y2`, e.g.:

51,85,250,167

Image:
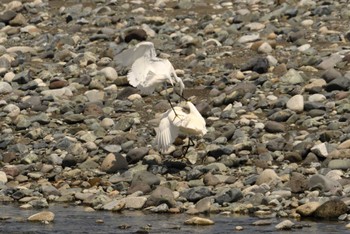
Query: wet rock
27,211,55,222
275,220,294,230
184,217,214,225
314,200,348,219
296,202,321,217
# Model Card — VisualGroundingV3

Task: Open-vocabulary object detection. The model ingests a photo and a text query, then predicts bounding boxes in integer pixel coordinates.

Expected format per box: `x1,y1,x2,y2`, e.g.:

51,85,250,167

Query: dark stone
284,152,303,162
0,10,16,24
13,70,33,84
181,187,212,203
325,77,350,91
321,68,342,82
62,154,77,168
215,188,243,205
49,80,67,89
203,173,220,186
268,110,293,122
304,102,325,111
63,114,85,124
84,103,104,116
186,168,204,181
265,121,286,133
266,137,286,151
241,57,269,74
126,147,149,164
127,182,151,195
289,172,308,193
314,200,348,219
131,171,160,187
124,29,147,43
144,186,176,208
287,30,305,43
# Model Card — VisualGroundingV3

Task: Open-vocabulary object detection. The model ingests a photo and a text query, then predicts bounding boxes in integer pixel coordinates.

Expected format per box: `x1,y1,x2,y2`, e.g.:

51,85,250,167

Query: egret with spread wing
115,41,185,96
155,101,207,155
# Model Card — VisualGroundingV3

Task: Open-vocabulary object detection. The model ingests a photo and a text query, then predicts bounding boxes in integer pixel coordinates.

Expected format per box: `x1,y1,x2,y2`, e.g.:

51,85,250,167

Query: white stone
99,67,118,81
238,34,260,43
84,89,105,102
275,220,294,230
0,171,7,183
28,211,55,222
3,104,20,117
308,94,326,102
100,118,114,128
0,81,12,94
128,94,142,101
287,94,304,112
122,197,147,209
301,19,314,27
298,44,311,52
6,46,36,54
258,42,273,53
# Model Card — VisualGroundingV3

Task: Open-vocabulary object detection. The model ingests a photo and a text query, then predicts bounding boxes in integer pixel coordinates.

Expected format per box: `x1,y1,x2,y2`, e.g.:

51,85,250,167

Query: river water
0,204,348,234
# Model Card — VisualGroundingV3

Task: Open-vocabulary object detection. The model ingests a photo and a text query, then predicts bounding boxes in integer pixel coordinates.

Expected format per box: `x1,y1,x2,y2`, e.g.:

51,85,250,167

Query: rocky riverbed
1,0,350,231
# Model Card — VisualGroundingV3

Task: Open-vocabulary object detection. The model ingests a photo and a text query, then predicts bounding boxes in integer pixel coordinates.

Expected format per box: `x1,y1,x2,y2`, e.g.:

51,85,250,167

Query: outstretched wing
127,56,152,87
155,109,180,153
115,41,156,68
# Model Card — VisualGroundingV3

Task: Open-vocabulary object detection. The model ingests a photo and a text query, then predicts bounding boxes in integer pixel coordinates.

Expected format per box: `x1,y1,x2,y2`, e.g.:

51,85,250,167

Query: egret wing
155,110,179,152
127,56,152,87
115,42,156,68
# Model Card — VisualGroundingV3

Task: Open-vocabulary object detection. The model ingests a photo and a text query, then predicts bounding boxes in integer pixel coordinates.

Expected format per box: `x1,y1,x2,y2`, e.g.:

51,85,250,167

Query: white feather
155,101,207,153
116,41,185,95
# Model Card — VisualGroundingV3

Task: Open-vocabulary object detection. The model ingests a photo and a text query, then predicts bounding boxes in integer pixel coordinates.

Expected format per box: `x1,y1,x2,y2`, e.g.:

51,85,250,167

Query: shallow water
0,204,348,234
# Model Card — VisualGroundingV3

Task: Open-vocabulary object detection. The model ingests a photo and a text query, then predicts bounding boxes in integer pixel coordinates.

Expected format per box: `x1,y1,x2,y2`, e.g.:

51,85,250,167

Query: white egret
115,41,185,96
155,101,207,155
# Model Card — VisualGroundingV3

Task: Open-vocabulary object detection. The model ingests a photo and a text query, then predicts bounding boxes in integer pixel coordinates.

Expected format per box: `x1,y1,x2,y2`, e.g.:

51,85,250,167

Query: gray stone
145,186,176,208
308,174,342,195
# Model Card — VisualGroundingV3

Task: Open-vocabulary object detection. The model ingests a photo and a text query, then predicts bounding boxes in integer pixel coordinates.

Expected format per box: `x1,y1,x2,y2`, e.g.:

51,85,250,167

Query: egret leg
174,90,188,102
182,137,195,156
167,98,180,119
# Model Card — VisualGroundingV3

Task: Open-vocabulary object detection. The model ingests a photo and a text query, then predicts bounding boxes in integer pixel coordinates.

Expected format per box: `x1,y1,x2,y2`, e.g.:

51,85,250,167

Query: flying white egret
155,101,207,155
115,41,185,96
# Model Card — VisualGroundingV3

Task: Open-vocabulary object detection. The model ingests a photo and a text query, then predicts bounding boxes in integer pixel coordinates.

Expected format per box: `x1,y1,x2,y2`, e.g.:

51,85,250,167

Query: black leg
174,89,188,102
182,137,195,156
